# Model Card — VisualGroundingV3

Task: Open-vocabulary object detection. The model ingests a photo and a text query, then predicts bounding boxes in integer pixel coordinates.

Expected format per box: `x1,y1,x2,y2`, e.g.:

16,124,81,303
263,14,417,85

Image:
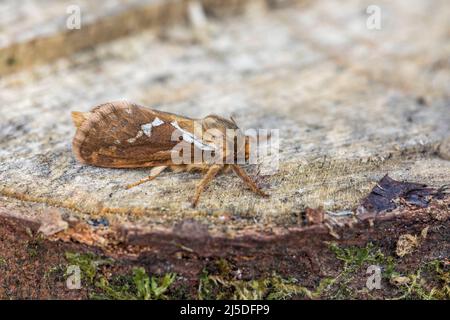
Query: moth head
201,114,239,131
201,115,248,160
201,114,241,143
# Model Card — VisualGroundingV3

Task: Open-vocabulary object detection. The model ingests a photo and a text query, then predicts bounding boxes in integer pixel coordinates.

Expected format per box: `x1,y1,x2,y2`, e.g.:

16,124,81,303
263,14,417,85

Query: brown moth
71,101,268,207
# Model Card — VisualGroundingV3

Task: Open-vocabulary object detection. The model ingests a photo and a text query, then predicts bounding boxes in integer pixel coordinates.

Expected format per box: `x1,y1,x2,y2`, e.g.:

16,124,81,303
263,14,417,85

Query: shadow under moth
71,101,268,207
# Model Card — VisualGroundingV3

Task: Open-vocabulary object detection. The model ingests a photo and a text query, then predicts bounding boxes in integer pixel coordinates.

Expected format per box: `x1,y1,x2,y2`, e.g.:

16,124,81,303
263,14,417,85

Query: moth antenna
71,111,89,128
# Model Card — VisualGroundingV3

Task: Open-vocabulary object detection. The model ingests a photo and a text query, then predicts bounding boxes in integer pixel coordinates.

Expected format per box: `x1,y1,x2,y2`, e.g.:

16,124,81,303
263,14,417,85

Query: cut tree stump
0,0,449,299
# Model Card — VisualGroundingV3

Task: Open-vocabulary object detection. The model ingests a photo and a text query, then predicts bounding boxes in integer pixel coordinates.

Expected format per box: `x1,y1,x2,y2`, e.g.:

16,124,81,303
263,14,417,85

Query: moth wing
72,101,192,168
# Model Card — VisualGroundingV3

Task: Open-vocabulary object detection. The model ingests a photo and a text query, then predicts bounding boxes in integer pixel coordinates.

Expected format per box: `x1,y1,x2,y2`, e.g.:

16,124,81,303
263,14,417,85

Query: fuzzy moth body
71,101,268,207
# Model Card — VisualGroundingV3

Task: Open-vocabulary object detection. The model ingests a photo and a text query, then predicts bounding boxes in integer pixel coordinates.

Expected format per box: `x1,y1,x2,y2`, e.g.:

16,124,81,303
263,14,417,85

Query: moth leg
126,166,167,189
192,164,223,208
231,164,269,197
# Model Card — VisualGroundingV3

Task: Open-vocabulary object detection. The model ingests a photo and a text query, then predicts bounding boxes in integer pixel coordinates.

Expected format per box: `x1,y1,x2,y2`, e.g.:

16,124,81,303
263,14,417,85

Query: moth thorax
201,115,239,131
71,111,90,128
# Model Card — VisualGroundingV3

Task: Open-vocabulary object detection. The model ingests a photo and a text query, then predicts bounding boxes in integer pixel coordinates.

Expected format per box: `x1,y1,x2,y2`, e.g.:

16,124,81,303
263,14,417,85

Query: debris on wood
395,225,433,258
359,175,448,214
305,207,325,225
396,234,419,257
37,209,68,236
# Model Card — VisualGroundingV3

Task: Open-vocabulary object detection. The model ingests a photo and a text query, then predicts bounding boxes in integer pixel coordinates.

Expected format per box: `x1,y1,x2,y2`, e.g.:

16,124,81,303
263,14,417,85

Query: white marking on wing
141,123,153,137
170,121,216,151
127,130,144,143
138,117,164,138
152,117,164,126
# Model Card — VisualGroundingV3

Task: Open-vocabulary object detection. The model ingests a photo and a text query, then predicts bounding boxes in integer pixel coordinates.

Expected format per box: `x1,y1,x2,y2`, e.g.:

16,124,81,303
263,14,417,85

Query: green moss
45,264,65,278
428,260,450,299
329,242,385,270
198,262,318,300
59,245,448,300
216,258,232,275
197,257,341,300
392,260,450,300
195,253,449,300
198,271,266,300
64,251,177,300
198,270,215,300
382,256,398,279
134,267,176,300
266,275,314,300
312,277,336,297
93,267,176,300
64,251,113,284
197,253,449,300
325,242,399,299
27,235,46,259
393,270,435,300
326,243,449,300
198,260,269,300
93,275,136,300
0,256,6,267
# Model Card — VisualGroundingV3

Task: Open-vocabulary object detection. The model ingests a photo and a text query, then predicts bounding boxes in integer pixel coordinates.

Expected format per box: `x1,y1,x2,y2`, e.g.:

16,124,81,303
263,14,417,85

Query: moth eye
178,136,183,141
